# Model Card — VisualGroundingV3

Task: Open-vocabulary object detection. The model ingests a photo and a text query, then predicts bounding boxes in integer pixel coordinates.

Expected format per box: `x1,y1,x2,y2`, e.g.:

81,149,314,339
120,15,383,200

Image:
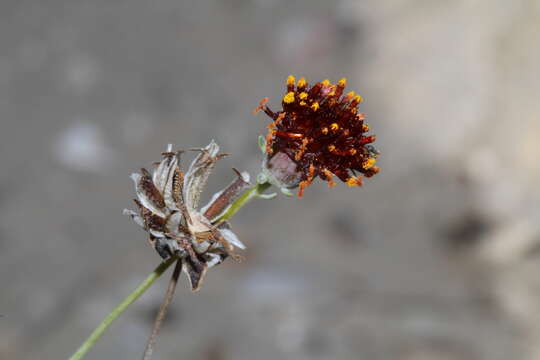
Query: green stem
68,256,177,360
68,181,272,360
215,182,272,224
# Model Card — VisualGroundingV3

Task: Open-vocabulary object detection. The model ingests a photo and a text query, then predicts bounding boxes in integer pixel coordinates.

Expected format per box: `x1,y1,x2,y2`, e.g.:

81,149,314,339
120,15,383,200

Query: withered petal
151,236,180,260
149,229,166,238
131,172,167,218
123,209,145,229
183,140,220,211
153,144,175,193
202,169,251,222
217,221,245,249
162,158,181,211
165,211,184,235
182,258,208,292
204,252,227,268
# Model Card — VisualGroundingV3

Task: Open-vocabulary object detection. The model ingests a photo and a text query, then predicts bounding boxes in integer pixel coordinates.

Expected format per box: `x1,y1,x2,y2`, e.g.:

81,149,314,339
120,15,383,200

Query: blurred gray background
1,1,539,359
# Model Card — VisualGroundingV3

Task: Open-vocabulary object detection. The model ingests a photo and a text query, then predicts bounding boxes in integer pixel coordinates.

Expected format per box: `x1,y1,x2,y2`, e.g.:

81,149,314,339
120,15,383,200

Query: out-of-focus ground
1,1,539,359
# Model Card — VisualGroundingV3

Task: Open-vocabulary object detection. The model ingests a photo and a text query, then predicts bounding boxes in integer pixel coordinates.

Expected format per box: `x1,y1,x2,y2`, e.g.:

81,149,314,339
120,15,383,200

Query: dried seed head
124,142,250,291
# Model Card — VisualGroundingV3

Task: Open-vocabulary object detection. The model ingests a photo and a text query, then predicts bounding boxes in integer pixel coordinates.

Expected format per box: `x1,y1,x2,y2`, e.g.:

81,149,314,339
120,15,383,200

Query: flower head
124,141,251,291
255,75,380,197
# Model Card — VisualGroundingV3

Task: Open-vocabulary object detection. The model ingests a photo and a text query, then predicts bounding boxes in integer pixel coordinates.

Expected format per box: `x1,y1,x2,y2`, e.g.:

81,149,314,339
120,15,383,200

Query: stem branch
68,256,178,360
142,258,182,360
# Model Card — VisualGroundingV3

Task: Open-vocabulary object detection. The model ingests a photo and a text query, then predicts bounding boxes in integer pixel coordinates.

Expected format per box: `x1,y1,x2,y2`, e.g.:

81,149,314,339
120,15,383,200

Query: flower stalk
214,181,273,224
142,258,183,360
68,256,178,360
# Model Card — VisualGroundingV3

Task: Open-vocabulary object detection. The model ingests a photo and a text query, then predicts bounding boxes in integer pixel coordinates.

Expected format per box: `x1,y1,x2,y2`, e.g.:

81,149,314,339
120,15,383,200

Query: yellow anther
299,101,307,106
362,158,376,170
330,123,339,131
321,79,331,87
321,127,328,135
311,102,319,111
362,124,370,132
283,92,295,104
328,90,336,96
287,75,295,86
338,78,347,87
349,148,357,155
346,177,357,187
297,77,307,88
346,91,356,98
299,92,308,100
354,95,363,103
327,144,336,152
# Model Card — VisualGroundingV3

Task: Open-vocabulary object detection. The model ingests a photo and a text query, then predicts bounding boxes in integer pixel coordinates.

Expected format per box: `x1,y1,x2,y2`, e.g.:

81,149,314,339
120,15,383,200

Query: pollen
299,92,308,100
330,123,339,131
346,91,356,99
362,124,370,132
287,75,295,86
283,92,295,104
299,101,307,106
297,77,307,88
354,95,363,103
346,176,363,187
321,79,330,87
362,158,376,170
311,102,319,111
338,78,347,87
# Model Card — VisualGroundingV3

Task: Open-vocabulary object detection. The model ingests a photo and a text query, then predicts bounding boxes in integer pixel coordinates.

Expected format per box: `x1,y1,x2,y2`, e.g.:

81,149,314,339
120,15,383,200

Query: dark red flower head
255,75,380,197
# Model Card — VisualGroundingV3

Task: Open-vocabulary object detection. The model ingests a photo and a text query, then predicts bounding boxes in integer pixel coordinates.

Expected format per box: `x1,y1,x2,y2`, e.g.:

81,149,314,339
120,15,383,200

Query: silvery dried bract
124,141,251,291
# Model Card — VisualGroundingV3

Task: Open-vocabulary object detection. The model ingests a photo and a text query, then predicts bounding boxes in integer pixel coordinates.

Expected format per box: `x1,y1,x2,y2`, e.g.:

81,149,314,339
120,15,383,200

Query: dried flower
124,141,251,291
255,75,380,197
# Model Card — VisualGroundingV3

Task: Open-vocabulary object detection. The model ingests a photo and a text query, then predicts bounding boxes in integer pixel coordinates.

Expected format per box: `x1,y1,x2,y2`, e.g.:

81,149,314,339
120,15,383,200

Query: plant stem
68,256,178,360
215,182,272,224
68,181,272,360
142,258,182,360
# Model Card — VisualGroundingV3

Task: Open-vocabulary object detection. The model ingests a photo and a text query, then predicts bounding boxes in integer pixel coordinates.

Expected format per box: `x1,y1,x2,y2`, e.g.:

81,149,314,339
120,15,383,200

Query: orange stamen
252,97,269,114
298,180,309,198
323,169,336,187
